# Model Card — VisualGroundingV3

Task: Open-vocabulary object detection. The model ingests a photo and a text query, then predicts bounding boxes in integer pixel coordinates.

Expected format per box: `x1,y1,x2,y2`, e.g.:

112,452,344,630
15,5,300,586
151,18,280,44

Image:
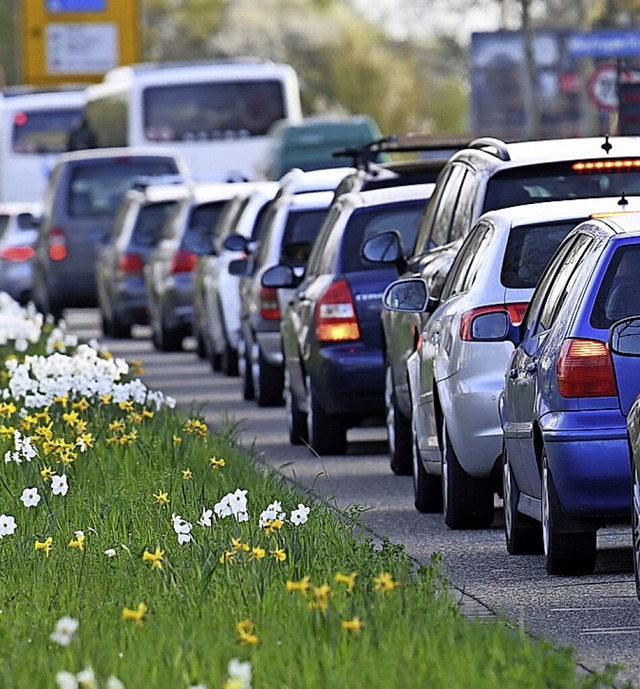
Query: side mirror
261,263,298,289
383,277,430,313
466,311,510,342
361,230,406,268
609,316,640,355
228,258,249,276
224,233,248,252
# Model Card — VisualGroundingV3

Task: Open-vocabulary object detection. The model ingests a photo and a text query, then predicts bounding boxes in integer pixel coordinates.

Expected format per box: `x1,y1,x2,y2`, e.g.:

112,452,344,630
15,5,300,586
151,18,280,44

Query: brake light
315,279,360,342
118,252,144,274
170,248,196,274
259,286,280,320
0,246,34,262
572,159,640,172
48,227,67,261
459,302,528,341
557,338,617,398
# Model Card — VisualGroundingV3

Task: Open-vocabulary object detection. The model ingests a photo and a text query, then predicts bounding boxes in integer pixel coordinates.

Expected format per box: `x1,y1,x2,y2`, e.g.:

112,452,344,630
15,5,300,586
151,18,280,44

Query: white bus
0,88,85,203
82,59,303,183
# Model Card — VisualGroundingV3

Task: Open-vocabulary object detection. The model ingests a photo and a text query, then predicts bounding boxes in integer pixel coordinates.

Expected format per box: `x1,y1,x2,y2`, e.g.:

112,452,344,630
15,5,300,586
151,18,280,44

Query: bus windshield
12,108,82,154
142,80,286,141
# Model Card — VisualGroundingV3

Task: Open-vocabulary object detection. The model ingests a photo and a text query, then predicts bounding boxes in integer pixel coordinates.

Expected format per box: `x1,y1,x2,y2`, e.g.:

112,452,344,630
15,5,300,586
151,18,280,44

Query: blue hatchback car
262,183,433,455
499,210,640,575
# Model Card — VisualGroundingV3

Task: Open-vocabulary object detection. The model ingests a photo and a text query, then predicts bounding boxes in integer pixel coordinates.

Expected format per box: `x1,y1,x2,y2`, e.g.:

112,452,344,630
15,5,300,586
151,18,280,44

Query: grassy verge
0,295,629,689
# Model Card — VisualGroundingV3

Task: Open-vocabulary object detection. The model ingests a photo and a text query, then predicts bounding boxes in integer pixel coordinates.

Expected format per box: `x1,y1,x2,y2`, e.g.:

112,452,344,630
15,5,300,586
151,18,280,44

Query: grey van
32,146,189,319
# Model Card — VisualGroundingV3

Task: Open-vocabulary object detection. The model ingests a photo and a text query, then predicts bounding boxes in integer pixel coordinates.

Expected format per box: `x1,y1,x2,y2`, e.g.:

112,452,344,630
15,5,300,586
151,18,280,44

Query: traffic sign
587,64,618,112
46,0,106,11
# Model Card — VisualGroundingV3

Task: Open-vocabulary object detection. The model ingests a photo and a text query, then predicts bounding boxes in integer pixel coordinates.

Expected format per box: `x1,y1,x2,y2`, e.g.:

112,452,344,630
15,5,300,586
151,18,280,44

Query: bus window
12,108,82,154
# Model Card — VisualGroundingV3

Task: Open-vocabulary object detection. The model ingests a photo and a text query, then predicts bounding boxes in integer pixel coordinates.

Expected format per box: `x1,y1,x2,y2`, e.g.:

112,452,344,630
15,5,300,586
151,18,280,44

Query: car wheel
441,422,493,530
412,417,442,513
110,313,132,339
255,347,284,407
238,336,254,401
154,316,183,352
386,364,412,476
194,325,207,359
100,310,114,338
306,376,347,455
502,444,543,555
222,340,239,377
285,367,307,446
541,451,597,575
632,456,640,599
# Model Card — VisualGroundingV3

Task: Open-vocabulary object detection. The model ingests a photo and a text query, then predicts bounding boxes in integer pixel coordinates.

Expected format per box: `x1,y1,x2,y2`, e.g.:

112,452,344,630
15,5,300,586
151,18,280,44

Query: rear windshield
68,159,179,217
181,201,227,254
501,220,578,288
131,201,178,248
484,161,640,212
280,208,328,265
342,200,426,272
12,108,82,154
143,80,286,140
591,243,640,329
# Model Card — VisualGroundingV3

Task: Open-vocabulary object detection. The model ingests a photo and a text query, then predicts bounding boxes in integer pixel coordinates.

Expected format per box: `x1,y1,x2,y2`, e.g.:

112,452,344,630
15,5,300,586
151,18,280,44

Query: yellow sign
21,0,140,86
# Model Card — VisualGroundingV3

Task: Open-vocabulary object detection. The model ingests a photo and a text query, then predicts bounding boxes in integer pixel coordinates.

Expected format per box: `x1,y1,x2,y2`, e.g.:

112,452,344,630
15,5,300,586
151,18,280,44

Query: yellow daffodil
231,537,250,553
236,619,259,646
40,465,54,481
184,418,208,437
118,400,134,412
102,351,113,360
172,435,182,445
285,576,310,595
0,402,16,418
309,583,331,613
335,571,358,592
142,546,164,570
373,572,401,595
72,398,90,411
219,550,235,564
62,411,80,427
76,432,94,452
53,394,68,408
122,603,147,626
250,546,266,561
100,393,113,405
68,533,85,551
20,414,38,430
341,617,364,634
153,491,169,506
142,408,154,419
0,425,15,440
209,456,225,470
35,537,53,556
271,547,286,562
109,420,125,433
181,468,193,480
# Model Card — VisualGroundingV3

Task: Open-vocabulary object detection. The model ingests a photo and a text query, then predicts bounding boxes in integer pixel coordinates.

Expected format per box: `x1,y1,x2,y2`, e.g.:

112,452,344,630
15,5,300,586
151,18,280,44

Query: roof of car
341,182,435,210
276,166,355,196
595,210,640,236
477,195,640,227
277,189,335,209
451,135,640,169
54,146,188,164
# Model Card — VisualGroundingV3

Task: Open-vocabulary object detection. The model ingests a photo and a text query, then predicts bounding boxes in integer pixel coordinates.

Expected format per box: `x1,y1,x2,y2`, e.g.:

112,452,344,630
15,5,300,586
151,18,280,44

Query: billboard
22,0,140,86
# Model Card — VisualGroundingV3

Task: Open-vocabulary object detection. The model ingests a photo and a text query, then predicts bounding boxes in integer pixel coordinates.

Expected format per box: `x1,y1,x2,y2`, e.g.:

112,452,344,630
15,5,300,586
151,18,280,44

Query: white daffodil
198,508,213,527
51,474,69,496
0,514,16,537
49,616,79,647
20,487,41,508
289,503,310,526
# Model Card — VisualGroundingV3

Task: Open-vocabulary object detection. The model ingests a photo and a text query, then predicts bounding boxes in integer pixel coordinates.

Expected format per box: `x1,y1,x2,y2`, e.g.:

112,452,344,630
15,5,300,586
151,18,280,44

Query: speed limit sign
587,64,618,112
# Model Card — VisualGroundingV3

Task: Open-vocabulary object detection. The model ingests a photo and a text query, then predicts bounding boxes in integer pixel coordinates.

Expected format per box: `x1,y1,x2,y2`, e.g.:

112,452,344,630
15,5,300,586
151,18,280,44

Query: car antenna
618,191,629,207
333,135,398,172
601,134,612,155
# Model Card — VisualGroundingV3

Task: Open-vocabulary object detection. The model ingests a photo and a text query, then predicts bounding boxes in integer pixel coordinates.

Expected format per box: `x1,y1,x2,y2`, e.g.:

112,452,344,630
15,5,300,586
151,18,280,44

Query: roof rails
332,132,471,170
129,174,190,192
467,137,511,162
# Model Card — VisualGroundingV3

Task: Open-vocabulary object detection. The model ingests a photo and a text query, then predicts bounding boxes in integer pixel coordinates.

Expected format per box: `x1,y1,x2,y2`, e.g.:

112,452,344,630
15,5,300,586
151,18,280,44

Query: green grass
0,299,631,689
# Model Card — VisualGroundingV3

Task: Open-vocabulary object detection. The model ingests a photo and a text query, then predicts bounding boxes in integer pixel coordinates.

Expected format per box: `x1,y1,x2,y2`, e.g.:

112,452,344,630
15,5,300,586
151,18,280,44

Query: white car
383,194,640,528
193,181,279,374
0,201,42,304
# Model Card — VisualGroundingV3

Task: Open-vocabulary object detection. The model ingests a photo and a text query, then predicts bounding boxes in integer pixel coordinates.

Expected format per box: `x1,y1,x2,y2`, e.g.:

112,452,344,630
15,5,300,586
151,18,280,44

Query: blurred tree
0,0,20,86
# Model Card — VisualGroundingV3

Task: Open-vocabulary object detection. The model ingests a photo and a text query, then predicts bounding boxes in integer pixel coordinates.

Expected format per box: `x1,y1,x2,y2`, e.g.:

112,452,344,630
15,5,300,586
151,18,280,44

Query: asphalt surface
65,309,640,689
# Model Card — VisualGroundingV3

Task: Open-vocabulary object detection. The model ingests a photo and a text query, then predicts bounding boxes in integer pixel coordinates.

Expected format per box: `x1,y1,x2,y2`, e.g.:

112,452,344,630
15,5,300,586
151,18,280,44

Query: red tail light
0,246,34,262
118,252,144,274
170,249,196,274
259,286,280,320
48,227,67,261
460,302,528,342
557,338,618,398
315,279,360,342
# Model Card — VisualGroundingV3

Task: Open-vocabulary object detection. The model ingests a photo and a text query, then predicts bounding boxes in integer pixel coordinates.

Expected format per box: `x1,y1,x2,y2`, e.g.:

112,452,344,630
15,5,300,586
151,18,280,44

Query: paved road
66,309,640,688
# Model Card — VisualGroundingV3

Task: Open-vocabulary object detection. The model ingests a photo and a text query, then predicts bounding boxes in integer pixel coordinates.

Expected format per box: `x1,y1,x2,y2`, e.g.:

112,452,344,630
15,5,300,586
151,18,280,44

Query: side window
305,205,340,276
429,165,468,248
441,222,493,300
524,233,593,337
412,166,454,254
448,170,478,242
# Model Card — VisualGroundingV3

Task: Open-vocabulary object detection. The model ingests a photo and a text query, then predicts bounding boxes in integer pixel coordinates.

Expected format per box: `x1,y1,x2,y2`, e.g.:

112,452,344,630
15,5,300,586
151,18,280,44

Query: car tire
255,348,284,407
306,376,347,455
412,419,442,513
386,364,412,476
502,444,543,555
441,423,494,530
541,451,597,575
285,367,307,446
222,340,239,377
238,336,254,401
153,317,183,352
632,455,640,599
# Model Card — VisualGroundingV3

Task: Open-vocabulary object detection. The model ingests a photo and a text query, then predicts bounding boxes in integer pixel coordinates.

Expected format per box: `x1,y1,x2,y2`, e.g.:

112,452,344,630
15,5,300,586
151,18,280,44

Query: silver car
0,202,42,304
383,195,640,528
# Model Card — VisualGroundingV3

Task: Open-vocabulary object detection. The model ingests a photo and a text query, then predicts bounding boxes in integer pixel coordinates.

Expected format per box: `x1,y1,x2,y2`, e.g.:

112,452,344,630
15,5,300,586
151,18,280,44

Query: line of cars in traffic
10,132,640,594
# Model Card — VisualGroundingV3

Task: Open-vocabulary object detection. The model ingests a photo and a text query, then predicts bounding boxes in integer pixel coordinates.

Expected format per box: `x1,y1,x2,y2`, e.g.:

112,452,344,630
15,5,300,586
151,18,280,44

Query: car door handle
525,362,537,374
508,368,518,379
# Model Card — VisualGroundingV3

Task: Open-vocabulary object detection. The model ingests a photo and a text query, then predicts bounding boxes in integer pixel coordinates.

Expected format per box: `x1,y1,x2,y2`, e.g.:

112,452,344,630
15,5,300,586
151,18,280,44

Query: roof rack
467,137,511,162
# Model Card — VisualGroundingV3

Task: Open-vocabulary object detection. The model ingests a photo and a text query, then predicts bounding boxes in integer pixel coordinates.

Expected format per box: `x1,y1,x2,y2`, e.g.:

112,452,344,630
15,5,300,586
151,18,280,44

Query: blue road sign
568,31,640,58
46,0,106,11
